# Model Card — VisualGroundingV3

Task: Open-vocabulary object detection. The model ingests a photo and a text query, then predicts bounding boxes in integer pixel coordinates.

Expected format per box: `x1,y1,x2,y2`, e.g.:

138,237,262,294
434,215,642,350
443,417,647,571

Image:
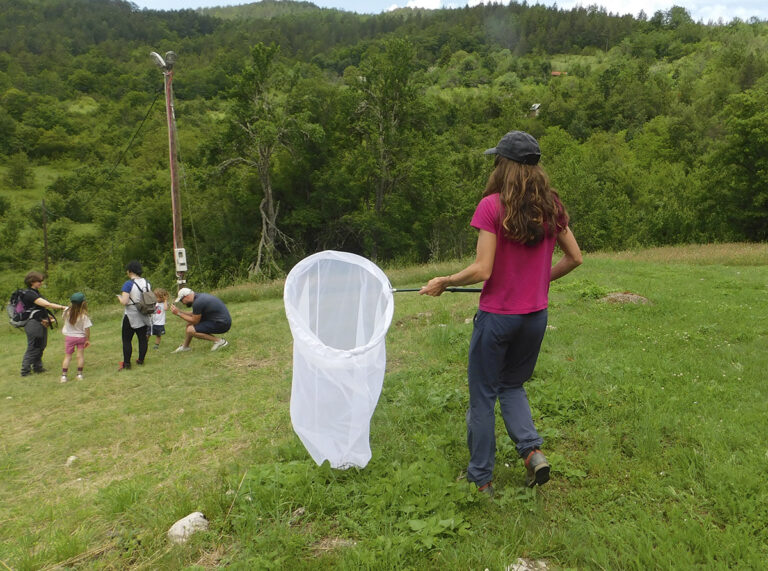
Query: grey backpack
131,280,157,315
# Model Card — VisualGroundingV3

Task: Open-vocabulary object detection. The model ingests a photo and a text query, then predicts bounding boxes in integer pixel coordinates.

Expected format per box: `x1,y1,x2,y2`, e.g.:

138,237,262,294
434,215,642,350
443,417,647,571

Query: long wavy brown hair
483,156,568,246
68,300,88,326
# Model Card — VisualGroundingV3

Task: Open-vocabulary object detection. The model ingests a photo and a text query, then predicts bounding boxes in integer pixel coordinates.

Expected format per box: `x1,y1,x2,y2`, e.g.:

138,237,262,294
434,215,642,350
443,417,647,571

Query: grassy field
1,243,767,569
0,161,76,210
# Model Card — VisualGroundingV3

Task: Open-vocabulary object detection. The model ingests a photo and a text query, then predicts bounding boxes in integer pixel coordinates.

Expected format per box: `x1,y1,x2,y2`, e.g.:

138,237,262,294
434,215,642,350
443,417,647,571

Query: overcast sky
130,0,768,24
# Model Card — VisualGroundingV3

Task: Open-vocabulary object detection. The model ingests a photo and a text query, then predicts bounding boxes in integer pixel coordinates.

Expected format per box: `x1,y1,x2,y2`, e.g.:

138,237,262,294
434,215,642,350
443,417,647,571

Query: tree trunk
249,147,280,276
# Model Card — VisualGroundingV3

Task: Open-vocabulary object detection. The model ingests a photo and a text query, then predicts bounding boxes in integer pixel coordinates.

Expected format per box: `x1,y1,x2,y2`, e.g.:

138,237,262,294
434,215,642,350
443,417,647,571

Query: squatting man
170,287,232,352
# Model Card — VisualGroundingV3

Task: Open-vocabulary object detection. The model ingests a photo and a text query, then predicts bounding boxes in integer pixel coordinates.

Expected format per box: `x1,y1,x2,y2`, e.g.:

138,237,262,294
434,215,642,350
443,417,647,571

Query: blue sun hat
70,292,86,303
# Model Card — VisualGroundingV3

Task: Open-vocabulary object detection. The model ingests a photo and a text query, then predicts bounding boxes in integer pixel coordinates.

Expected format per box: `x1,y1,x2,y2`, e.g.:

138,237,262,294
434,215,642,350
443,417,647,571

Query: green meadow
0,162,75,207
1,244,767,569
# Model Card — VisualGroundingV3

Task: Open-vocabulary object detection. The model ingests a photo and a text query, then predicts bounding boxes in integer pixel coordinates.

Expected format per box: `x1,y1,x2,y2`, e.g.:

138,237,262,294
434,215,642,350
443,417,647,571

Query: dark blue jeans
466,309,548,487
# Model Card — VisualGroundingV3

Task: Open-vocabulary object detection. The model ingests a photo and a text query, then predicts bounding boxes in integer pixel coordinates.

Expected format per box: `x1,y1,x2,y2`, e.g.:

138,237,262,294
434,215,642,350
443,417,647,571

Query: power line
105,89,163,181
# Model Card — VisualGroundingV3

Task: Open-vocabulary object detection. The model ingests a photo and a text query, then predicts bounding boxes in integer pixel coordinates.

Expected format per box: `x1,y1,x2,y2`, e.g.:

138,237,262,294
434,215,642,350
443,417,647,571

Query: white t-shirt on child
152,302,167,326
61,309,93,337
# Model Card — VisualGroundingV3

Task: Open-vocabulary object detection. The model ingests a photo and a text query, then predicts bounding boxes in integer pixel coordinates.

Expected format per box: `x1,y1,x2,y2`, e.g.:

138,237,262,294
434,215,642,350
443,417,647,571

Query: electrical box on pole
174,248,188,272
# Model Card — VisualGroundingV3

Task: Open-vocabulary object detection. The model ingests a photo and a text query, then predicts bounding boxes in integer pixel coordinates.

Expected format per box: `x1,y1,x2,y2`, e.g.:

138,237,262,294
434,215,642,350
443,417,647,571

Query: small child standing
149,288,169,349
61,292,92,383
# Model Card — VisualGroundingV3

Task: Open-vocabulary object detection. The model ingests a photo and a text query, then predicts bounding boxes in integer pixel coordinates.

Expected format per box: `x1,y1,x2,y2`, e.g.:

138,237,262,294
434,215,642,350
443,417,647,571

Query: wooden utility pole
151,50,188,288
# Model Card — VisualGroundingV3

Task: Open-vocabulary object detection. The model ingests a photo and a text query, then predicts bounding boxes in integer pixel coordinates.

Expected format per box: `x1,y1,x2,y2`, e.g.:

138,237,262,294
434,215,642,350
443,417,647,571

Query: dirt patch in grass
194,545,225,568
311,536,357,556
395,312,432,327
229,354,283,371
599,292,650,304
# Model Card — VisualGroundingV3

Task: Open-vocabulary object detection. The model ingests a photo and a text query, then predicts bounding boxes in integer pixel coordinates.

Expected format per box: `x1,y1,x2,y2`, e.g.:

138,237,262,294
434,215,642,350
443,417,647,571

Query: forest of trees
1,0,766,297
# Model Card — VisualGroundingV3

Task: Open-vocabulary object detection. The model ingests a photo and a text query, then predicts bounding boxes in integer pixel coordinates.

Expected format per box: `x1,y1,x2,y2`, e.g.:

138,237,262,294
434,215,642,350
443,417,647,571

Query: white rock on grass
167,512,209,544
506,558,548,571
65,455,77,467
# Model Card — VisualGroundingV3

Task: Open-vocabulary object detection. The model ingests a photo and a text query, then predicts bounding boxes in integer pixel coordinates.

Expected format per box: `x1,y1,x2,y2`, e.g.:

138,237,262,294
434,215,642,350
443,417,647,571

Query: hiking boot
478,482,494,498
525,450,550,488
136,359,144,365
60,375,68,383
172,345,191,353
118,362,131,371
211,339,229,351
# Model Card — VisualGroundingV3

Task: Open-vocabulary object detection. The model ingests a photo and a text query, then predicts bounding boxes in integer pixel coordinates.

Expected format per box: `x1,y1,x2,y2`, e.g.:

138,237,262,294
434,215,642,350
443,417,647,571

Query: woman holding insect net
420,131,582,496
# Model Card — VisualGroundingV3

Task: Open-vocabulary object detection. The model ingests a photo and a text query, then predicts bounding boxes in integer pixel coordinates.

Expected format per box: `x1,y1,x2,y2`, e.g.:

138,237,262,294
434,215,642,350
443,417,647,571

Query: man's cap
70,292,85,303
175,287,194,303
483,131,541,165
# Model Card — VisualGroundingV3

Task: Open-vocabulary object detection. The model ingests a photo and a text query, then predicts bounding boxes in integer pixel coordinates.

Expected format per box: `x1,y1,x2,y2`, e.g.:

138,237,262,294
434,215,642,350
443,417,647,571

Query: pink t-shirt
471,193,560,315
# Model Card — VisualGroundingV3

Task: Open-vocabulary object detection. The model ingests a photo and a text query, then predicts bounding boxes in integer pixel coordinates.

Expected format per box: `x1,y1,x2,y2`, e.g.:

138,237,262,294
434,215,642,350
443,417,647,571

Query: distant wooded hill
200,0,327,20
1,0,766,296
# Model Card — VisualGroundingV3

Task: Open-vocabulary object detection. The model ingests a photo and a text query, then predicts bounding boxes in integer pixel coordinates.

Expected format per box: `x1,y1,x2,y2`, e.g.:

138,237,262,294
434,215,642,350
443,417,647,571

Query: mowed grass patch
0,160,76,208
1,243,767,569
590,241,768,265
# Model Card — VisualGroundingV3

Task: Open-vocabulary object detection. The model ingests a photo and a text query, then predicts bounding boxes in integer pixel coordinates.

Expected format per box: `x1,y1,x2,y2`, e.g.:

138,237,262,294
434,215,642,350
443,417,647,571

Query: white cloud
388,0,491,11
387,0,444,9
554,0,663,18
407,0,443,8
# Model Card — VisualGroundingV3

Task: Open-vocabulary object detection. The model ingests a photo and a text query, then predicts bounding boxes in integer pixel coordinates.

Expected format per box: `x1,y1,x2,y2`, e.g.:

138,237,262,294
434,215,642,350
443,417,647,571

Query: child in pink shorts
61,292,92,383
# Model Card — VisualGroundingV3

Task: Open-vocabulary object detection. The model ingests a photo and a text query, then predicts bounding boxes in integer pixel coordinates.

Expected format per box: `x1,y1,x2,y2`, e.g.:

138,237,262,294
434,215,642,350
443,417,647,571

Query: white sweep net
283,250,394,469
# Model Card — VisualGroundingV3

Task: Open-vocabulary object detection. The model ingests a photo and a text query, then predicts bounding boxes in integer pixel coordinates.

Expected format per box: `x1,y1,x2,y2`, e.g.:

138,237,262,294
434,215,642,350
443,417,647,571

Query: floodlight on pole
150,51,166,70
150,50,186,286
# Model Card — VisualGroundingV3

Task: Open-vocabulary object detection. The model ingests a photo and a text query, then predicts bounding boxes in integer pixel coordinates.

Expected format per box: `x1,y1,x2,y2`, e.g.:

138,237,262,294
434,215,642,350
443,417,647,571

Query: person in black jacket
20,271,67,377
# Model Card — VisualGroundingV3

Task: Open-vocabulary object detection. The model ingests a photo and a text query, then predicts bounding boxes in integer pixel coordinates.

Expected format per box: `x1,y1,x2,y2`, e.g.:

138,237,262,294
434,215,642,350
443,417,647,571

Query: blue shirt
192,293,231,325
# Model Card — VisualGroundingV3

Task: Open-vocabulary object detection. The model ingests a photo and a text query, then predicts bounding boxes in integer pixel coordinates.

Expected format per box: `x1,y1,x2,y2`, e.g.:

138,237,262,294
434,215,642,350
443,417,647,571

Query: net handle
391,287,482,293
